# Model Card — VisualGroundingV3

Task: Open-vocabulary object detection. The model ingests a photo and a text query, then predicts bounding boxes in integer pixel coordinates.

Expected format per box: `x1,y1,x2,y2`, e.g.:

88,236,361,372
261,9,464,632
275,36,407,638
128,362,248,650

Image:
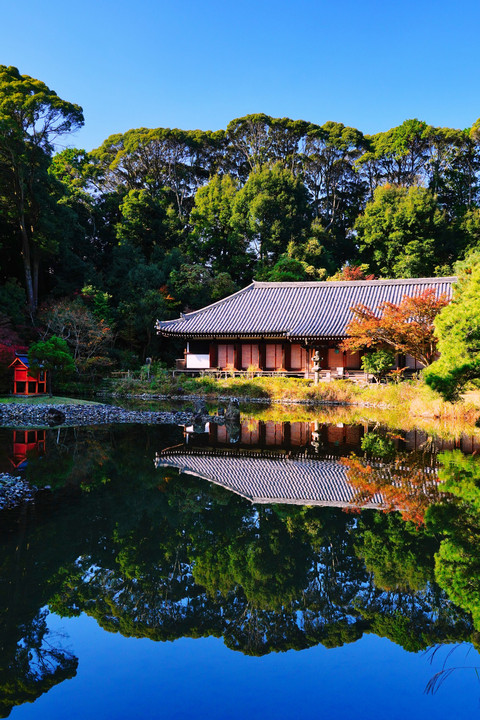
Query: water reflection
0,421,480,714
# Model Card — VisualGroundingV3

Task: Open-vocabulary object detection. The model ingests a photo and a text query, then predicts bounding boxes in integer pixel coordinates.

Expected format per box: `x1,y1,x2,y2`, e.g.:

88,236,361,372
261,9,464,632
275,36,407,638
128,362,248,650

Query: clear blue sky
3,0,480,150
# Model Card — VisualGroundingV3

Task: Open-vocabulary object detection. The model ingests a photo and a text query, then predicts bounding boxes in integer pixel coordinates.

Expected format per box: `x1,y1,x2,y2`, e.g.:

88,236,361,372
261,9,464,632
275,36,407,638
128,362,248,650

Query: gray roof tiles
156,277,455,340
155,452,386,508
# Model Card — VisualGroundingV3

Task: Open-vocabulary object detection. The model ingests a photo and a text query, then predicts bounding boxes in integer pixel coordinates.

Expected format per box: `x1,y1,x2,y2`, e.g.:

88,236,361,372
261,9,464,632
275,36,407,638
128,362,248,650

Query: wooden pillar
209,423,218,444
258,341,266,371
304,348,311,378
283,422,291,446
284,342,291,372
259,421,266,447
234,343,241,370
209,342,218,368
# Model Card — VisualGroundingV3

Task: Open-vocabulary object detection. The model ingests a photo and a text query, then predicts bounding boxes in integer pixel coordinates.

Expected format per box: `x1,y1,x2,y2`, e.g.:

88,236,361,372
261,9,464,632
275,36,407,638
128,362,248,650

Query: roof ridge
253,277,457,288
157,283,255,326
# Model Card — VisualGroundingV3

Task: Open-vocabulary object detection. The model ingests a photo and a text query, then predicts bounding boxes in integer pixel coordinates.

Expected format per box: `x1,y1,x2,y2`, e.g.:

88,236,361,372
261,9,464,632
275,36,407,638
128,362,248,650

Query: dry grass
111,373,480,428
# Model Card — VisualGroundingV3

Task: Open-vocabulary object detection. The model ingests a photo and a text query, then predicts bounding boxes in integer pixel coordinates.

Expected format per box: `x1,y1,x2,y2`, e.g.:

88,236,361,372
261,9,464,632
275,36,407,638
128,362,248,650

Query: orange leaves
341,454,440,525
342,289,449,366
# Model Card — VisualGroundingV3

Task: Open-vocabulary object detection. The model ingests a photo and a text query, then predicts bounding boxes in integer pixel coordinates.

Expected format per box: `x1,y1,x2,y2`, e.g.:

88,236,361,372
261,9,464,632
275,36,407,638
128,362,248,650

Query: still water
2,417,480,718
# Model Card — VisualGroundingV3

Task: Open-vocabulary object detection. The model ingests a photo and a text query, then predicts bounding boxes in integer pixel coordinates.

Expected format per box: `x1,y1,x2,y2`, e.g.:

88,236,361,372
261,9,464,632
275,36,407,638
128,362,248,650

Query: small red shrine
9,429,46,469
9,353,47,395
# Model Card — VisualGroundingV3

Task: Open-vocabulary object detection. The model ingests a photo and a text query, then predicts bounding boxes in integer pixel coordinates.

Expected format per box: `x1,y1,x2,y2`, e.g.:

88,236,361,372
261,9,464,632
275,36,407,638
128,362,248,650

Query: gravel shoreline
0,473,36,510
0,402,227,428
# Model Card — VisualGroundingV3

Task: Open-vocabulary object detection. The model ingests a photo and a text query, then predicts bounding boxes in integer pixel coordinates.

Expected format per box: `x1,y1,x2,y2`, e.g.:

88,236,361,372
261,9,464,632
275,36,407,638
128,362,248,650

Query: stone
45,408,66,426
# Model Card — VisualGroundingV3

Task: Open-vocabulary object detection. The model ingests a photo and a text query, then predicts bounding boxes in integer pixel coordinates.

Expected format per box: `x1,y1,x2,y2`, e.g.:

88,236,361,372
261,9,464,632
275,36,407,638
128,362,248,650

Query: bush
361,350,396,383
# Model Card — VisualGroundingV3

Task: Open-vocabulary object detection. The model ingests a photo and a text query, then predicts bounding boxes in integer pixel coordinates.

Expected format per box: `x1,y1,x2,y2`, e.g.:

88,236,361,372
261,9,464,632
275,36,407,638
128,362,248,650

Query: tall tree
356,184,449,277
188,173,251,282
232,163,310,265
424,252,480,399
0,66,84,313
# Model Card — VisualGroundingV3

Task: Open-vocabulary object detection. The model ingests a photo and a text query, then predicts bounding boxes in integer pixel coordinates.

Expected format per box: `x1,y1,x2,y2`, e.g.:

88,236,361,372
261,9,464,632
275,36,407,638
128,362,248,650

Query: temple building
9,353,47,395
155,277,455,377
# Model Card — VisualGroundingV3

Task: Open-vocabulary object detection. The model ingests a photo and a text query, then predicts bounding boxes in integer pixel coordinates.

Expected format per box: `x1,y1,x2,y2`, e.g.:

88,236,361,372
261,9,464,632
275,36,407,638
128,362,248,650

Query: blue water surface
10,611,479,720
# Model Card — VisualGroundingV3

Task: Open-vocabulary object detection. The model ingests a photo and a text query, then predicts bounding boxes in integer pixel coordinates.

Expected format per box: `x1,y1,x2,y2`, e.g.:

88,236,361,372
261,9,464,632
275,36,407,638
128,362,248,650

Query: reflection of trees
355,513,436,591
341,449,441,524
427,451,480,630
0,610,77,718
1,427,479,712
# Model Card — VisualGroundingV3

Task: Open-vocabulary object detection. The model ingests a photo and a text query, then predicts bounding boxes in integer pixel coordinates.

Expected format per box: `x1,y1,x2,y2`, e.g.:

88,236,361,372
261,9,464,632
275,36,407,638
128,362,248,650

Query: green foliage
361,350,396,382
427,452,480,629
232,163,310,264
361,432,396,459
28,335,75,394
260,255,310,282
0,278,26,325
188,174,250,283
356,185,449,278
356,513,435,592
0,65,84,312
424,251,480,399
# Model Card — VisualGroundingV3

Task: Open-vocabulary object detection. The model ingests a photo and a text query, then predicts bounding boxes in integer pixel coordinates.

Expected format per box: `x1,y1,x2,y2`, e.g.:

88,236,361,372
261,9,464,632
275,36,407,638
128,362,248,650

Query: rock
225,399,240,422
45,408,66,426
194,399,208,414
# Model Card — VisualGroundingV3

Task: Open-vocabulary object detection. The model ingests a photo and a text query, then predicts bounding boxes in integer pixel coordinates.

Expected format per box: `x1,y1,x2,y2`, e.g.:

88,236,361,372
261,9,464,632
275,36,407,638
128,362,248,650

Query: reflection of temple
9,430,46,470
157,419,456,511
185,419,480,457
155,449,387,509
188,420,363,455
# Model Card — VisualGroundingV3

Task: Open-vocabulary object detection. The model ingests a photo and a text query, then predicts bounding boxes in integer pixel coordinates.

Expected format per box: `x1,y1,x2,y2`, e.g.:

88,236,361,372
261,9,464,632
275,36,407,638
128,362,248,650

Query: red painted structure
9,353,47,395
9,430,46,469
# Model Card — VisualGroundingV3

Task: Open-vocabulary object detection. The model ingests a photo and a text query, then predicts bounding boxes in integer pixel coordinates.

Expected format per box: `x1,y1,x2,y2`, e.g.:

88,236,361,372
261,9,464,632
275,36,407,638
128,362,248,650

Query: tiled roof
8,353,29,368
155,451,387,509
156,277,455,340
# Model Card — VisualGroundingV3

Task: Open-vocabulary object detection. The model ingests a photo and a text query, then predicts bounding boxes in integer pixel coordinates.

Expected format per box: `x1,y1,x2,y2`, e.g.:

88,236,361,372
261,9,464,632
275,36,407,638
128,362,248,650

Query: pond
2,413,480,718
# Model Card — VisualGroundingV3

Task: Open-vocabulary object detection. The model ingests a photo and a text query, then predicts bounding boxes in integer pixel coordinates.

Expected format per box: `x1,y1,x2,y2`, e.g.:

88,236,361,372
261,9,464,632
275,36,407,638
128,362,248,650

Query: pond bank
0,473,36,510
108,375,480,423
0,401,226,428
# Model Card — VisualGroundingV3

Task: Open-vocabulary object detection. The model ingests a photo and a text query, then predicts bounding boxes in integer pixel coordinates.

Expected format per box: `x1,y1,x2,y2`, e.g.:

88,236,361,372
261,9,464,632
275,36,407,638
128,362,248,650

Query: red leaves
341,454,439,524
342,289,449,366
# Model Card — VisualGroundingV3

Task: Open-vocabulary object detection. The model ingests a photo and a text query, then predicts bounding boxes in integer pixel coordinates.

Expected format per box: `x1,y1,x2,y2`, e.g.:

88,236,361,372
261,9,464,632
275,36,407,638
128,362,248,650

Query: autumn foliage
342,289,449,366
341,454,441,525
329,264,375,281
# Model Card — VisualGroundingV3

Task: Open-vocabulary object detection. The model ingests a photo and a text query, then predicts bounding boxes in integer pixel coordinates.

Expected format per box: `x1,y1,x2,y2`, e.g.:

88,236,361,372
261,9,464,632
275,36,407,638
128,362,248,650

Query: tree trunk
19,218,36,315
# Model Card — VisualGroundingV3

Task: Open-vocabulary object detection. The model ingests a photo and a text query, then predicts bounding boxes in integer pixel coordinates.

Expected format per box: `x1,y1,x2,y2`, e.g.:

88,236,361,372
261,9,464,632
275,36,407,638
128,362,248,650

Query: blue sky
3,0,480,150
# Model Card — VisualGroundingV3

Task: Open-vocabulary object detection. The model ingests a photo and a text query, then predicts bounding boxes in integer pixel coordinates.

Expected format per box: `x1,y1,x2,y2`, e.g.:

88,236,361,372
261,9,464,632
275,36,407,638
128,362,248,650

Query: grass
0,395,102,405
109,371,480,426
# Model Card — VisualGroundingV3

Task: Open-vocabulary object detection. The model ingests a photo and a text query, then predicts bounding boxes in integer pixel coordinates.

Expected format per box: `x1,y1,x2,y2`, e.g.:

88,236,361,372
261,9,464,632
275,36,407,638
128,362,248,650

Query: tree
232,163,310,265
302,121,366,263
342,289,449,366
38,298,113,376
260,255,309,282
356,184,449,278
424,252,480,399
427,451,480,630
188,174,251,282
116,188,182,261
28,335,75,395
0,66,84,313
361,350,395,382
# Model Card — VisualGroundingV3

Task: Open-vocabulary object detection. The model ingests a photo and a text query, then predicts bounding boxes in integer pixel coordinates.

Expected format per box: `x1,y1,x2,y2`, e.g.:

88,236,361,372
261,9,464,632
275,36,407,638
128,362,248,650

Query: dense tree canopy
424,251,480,399
1,65,480,369
0,65,84,313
